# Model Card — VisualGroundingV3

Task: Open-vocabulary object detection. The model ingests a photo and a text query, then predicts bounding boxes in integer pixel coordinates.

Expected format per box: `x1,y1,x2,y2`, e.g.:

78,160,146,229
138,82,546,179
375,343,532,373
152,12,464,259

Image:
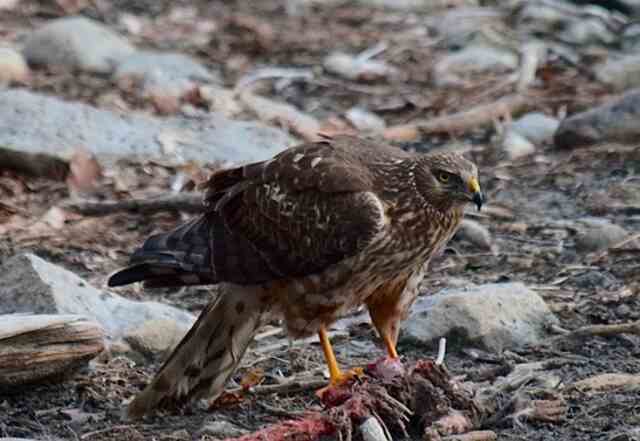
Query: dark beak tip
473,192,485,211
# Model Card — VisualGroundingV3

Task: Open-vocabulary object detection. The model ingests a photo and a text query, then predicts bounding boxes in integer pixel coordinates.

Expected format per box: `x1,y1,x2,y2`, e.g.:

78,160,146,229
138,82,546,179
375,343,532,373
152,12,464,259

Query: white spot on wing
310,157,322,168
293,153,305,163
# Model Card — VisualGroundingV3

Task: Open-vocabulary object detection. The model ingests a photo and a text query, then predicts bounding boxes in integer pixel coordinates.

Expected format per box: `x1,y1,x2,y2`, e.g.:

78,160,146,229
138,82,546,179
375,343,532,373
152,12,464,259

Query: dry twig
0,147,69,180
383,94,533,141
546,321,640,344
62,193,203,216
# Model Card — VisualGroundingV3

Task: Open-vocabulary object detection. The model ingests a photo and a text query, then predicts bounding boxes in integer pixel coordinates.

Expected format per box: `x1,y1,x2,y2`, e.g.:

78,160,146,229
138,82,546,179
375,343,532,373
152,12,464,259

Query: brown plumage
108,134,484,418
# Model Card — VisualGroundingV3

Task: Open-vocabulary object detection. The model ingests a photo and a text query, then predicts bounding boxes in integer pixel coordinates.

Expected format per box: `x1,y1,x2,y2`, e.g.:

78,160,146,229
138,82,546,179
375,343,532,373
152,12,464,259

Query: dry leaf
66,148,102,195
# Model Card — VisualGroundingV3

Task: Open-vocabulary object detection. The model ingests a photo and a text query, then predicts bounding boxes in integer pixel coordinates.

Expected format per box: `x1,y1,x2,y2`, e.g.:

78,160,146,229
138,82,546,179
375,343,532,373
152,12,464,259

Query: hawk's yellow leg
318,326,363,386
383,334,399,359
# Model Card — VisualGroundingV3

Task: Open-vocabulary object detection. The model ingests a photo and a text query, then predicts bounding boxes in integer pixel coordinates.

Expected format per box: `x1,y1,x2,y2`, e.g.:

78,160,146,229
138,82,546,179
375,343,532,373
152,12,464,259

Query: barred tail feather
107,216,215,289
127,285,270,418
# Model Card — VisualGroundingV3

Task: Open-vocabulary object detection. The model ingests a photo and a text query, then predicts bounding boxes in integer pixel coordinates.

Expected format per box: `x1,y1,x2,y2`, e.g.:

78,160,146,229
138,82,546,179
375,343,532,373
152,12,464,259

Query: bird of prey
108,134,483,418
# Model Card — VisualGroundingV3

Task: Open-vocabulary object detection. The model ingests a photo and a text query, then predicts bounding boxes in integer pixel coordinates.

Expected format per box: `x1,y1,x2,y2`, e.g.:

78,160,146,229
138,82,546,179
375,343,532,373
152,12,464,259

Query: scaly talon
316,326,363,398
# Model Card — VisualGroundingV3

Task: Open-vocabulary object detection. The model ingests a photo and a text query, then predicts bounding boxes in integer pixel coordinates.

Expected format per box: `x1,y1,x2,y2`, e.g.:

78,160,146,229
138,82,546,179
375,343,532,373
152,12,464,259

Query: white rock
22,16,135,73
0,253,195,339
0,89,294,165
199,420,249,438
345,107,386,132
0,47,29,84
501,129,536,159
510,112,560,145
401,283,558,353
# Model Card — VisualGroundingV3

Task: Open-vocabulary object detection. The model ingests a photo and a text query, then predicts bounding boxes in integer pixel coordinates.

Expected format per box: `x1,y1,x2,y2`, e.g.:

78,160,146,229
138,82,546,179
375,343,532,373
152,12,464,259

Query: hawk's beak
468,177,484,211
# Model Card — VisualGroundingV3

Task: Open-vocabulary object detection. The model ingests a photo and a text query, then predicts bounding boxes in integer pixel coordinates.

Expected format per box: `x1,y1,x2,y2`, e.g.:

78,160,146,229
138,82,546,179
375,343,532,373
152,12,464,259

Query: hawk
108,135,484,418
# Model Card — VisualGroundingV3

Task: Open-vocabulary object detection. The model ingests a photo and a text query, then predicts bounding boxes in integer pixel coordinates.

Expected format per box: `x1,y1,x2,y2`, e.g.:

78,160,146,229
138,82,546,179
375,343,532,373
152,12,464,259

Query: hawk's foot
315,367,364,403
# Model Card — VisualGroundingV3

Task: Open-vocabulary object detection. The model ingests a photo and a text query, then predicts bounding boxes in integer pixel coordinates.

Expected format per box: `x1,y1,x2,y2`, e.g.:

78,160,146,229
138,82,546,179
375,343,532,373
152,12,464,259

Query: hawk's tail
127,286,269,419
107,216,216,288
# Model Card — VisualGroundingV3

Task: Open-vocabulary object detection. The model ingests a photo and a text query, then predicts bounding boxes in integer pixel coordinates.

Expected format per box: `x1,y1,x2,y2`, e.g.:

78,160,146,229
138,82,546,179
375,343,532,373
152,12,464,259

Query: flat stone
0,89,294,165
0,253,195,339
22,16,134,73
510,112,560,145
554,89,640,148
401,283,558,353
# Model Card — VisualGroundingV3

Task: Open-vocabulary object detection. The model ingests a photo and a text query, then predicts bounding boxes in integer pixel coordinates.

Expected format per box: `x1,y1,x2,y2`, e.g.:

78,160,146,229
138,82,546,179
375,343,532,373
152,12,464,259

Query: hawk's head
414,152,484,211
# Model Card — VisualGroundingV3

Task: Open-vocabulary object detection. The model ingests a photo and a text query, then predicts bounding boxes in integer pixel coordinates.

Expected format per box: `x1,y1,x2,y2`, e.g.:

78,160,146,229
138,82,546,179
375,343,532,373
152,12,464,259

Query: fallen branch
383,94,533,142
0,314,105,387
225,377,328,398
547,320,640,344
0,147,69,180
62,193,203,216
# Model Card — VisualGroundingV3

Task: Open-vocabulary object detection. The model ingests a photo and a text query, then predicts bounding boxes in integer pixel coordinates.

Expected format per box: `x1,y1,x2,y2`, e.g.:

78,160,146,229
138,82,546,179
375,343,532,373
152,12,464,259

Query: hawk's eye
437,172,450,183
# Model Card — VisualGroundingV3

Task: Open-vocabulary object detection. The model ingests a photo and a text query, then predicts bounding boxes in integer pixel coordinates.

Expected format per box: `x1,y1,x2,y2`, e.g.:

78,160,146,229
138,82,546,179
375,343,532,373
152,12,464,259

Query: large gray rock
22,16,135,73
401,283,558,353
0,89,294,165
554,89,640,148
0,253,195,339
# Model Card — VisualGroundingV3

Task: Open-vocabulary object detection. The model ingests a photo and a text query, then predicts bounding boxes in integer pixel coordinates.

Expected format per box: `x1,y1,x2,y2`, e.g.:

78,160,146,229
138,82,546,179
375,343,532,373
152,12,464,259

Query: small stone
510,112,560,145
199,420,249,438
574,218,630,253
124,318,189,363
554,88,640,148
401,283,558,353
198,85,244,118
0,47,29,85
114,51,218,100
345,107,386,132
595,54,640,92
23,16,134,73
455,219,496,252
432,45,518,87
501,129,536,160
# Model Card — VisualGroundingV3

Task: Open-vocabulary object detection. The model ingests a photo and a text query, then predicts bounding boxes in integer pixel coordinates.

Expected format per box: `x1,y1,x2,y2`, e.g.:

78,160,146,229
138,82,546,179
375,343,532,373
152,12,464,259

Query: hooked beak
468,177,484,211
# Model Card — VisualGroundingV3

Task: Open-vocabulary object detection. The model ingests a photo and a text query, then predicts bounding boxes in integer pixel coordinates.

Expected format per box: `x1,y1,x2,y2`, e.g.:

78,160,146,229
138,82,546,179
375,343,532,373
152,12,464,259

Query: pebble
0,47,29,84
501,129,536,160
114,50,218,99
510,112,560,145
432,45,518,87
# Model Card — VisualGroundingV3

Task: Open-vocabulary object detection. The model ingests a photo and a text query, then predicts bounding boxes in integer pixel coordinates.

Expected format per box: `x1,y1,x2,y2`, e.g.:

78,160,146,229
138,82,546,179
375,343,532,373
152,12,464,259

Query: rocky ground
1,1,639,440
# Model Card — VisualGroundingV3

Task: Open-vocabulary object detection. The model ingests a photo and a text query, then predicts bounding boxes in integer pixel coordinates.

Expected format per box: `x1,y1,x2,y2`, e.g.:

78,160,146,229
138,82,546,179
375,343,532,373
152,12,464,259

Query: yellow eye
438,172,450,183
